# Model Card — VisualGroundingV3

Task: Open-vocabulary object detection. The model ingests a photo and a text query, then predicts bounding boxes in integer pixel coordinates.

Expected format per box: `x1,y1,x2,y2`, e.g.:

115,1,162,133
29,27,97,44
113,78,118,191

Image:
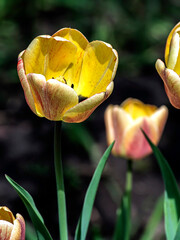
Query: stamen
71,84,74,89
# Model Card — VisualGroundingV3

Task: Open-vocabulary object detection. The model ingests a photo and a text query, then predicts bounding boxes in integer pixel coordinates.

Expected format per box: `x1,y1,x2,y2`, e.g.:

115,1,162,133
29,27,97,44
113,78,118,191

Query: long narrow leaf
75,142,114,240
143,132,180,240
140,195,163,240
174,219,180,240
6,175,53,240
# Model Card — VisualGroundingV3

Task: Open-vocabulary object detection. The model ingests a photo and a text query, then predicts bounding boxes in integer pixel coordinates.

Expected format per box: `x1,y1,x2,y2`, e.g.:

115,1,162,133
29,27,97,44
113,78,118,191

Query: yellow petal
77,41,118,97
63,82,113,123
22,35,51,75
165,22,180,65
167,32,180,70
121,98,157,119
22,35,77,81
27,74,79,120
45,36,77,81
0,207,15,223
52,28,89,89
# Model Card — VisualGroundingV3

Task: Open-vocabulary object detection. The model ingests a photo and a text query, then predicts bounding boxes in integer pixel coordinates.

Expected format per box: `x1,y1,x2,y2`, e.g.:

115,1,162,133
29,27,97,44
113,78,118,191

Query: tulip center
53,75,87,102
122,100,157,120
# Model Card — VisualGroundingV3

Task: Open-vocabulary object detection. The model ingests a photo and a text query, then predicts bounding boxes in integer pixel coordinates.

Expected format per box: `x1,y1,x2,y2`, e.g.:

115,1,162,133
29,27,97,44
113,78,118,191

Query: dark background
0,0,180,239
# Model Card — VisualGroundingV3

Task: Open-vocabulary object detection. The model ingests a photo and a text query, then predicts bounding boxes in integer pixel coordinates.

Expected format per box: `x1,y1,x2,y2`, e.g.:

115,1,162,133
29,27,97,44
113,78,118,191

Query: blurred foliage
0,0,179,88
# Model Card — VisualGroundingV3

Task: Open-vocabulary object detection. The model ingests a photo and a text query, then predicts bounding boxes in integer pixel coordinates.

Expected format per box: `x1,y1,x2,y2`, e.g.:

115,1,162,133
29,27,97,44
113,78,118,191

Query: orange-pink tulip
156,22,180,109
0,206,25,240
17,28,118,122
104,98,168,160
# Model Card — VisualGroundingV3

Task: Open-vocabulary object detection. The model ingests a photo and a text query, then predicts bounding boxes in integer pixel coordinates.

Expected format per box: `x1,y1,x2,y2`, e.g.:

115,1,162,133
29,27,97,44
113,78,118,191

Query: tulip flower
156,22,180,109
0,206,25,240
17,28,118,122
104,98,168,160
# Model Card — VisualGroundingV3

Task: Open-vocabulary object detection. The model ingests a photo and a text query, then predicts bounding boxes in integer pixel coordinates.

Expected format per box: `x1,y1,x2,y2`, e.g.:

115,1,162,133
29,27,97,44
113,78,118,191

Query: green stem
54,121,68,240
125,159,133,240
113,159,133,240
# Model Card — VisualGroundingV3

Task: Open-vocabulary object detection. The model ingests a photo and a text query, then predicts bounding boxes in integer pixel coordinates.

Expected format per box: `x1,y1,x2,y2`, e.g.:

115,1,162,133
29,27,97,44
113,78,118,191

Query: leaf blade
75,142,114,240
142,132,180,240
6,175,53,240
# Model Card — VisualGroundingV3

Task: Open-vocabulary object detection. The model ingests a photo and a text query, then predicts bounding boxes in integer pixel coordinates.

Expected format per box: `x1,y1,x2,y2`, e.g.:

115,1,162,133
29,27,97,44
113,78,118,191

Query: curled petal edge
156,59,180,109
63,81,114,123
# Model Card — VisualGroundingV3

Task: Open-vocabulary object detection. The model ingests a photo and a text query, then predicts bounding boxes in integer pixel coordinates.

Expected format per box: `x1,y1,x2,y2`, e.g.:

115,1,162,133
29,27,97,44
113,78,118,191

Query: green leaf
143,132,180,240
140,195,163,240
174,219,180,240
74,142,114,240
5,175,53,240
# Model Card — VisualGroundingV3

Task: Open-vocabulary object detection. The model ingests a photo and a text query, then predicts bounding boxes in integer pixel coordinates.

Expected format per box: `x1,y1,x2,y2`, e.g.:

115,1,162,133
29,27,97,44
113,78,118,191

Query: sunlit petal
77,41,117,97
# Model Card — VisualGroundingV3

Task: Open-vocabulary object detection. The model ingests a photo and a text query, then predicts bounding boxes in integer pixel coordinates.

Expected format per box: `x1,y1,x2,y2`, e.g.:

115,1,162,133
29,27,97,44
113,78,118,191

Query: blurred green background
0,0,180,239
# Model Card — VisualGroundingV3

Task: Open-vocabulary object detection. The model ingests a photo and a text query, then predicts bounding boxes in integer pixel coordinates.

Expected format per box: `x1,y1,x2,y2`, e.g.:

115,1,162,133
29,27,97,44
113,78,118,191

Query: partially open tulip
156,22,180,109
0,206,25,240
17,28,118,122
104,98,168,160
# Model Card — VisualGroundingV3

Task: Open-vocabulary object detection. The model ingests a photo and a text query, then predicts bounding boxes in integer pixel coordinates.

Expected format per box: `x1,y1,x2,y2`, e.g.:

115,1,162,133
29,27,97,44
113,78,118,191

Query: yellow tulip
17,28,118,122
0,206,25,240
104,98,168,160
156,22,180,109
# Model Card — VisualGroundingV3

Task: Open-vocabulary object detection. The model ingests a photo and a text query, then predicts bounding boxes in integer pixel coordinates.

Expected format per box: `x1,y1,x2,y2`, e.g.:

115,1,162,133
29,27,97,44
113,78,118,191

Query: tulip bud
0,206,25,240
104,98,168,160
156,22,180,109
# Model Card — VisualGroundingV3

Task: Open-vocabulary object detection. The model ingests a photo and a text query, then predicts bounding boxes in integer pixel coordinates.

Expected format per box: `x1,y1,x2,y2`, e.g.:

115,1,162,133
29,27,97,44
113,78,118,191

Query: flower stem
54,121,68,240
113,159,133,240
125,159,133,240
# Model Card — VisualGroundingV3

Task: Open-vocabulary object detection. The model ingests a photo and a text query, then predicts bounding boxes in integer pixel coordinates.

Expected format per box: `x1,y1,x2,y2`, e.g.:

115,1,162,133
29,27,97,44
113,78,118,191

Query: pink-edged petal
27,73,46,117
77,41,118,97
16,214,25,240
17,54,37,115
63,82,114,123
150,106,168,143
156,59,180,108
123,118,157,160
10,219,21,240
104,105,132,156
0,220,13,240
27,74,79,121
104,105,116,146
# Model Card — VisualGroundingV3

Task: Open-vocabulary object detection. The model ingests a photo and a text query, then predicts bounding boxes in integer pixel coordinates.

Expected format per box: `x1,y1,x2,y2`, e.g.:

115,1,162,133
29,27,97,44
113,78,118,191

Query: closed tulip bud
0,206,25,240
17,28,118,122
104,98,168,160
156,22,180,109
